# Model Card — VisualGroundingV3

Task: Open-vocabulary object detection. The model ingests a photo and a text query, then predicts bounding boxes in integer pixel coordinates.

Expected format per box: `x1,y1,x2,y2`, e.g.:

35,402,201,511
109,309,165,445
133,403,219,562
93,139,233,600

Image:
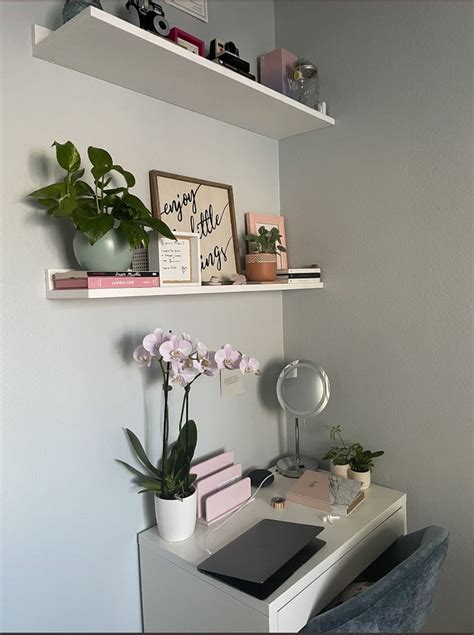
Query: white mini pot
154,489,197,542
330,462,350,479
348,469,371,490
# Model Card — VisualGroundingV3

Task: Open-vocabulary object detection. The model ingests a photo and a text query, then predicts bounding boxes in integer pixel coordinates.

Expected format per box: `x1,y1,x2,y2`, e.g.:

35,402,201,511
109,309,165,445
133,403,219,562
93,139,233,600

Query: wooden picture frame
245,213,288,271
150,170,240,283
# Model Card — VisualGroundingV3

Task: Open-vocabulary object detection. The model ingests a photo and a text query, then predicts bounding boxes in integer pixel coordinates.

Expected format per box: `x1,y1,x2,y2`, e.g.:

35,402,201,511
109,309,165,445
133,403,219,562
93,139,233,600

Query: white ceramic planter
330,462,350,479
154,489,197,542
348,469,371,490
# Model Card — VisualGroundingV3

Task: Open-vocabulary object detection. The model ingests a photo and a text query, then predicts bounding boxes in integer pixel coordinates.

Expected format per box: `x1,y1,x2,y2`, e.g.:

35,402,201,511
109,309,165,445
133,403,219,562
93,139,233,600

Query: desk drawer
276,507,406,632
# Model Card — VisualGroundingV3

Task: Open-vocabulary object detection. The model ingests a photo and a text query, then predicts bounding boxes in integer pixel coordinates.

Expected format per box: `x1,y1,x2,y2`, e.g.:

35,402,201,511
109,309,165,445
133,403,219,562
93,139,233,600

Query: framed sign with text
149,170,240,282
165,0,208,23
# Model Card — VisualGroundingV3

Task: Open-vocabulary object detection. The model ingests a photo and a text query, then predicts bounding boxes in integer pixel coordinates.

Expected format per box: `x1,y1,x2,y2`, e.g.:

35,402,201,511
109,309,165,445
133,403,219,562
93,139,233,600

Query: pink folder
196,464,242,519
191,451,234,483
201,477,252,525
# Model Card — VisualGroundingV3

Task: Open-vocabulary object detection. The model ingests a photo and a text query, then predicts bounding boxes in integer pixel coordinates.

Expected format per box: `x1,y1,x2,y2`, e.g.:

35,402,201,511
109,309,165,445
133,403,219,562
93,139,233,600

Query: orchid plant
118,330,260,500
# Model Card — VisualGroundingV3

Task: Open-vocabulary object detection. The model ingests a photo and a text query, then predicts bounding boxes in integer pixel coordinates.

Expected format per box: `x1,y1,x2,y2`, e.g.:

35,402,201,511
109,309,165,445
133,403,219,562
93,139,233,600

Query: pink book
287,470,364,516
53,277,161,290
88,277,160,289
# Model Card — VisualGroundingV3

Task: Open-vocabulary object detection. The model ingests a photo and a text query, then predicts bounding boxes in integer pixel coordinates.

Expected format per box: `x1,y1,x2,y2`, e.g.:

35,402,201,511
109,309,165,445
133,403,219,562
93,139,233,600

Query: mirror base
277,455,318,478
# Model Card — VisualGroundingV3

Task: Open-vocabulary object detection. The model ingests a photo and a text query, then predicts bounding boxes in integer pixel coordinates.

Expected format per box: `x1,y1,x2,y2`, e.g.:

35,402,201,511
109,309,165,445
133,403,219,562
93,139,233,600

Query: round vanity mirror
276,360,330,477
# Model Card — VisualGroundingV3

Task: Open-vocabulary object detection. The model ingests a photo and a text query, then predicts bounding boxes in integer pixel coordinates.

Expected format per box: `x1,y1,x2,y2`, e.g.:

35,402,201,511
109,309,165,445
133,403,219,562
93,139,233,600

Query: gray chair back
302,526,448,633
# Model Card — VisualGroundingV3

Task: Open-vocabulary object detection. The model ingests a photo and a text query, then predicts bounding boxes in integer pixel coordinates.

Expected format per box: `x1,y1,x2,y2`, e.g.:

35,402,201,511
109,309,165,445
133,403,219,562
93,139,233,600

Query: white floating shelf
45,270,323,300
32,8,335,140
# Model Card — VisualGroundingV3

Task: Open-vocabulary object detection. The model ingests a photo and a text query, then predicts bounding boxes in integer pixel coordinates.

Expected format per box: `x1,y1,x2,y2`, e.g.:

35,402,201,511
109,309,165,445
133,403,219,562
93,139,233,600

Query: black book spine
86,271,159,277
277,273,321,279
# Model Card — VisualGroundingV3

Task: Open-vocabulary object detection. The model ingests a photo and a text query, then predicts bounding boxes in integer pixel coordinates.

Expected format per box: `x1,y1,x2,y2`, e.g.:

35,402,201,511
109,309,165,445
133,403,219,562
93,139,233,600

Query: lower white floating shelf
45,270,323,299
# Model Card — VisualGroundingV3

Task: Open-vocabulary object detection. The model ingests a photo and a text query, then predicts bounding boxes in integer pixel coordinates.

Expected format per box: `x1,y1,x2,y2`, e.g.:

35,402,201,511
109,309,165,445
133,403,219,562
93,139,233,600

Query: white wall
275,1,473,632
0,2,284,631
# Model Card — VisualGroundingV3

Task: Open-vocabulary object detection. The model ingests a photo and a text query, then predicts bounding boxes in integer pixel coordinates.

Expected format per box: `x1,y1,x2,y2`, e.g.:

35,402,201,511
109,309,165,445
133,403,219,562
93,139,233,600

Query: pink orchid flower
239,355,260,375
170,360,197,386
159,334,192,362
215,344,241,370
192,341,216,376
142,328,168,357
133,345,152,368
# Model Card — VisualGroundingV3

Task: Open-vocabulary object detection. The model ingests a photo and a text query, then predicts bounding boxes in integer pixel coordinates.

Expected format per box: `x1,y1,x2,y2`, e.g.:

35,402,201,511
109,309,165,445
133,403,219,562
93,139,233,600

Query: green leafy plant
117,422,197,499
323,424,351,465
245,226,287,255
349,444,384,473
28,140,175,248
323,426,384,471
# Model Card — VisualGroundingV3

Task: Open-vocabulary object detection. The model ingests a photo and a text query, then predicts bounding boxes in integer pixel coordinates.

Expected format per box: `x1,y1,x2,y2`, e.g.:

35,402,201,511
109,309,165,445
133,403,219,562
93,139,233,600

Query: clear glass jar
289,60,320,109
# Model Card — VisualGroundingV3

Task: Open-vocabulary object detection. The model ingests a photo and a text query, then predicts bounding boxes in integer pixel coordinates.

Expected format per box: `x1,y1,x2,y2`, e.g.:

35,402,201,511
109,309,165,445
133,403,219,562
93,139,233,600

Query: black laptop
197,519,325,599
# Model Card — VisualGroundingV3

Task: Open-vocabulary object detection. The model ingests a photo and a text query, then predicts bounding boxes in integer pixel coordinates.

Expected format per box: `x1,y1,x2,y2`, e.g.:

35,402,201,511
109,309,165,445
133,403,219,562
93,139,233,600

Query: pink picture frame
168,28,205,57
245,213,288,271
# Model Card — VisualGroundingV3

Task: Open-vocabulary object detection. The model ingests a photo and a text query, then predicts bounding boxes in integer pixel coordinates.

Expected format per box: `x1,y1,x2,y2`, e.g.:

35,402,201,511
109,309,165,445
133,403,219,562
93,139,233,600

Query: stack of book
277,267,321,285
52,271,160,290
287,470,365,517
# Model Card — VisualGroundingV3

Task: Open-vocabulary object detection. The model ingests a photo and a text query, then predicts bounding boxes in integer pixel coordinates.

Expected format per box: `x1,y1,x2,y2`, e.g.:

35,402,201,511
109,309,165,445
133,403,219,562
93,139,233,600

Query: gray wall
275,1,473,631
0,2,283,631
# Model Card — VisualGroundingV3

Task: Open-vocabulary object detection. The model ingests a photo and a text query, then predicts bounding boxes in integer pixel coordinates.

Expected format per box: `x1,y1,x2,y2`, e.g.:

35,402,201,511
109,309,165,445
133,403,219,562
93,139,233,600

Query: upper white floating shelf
32,8,335,140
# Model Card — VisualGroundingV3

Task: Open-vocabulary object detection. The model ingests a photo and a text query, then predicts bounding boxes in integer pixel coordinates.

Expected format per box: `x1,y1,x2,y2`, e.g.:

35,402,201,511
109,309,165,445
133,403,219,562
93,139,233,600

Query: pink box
258,48,297,97
200,477,251,525
191,451,234,483
196,464,242,518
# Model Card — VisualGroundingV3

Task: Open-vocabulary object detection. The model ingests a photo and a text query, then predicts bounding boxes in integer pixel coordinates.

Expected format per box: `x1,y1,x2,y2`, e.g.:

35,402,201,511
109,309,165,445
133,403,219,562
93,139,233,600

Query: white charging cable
204,470,277,555
322,513,340,524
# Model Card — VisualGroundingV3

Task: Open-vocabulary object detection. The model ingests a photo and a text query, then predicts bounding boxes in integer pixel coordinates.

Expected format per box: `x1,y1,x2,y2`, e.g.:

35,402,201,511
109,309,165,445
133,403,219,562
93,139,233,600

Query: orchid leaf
116,460,150,481
124,428,162,479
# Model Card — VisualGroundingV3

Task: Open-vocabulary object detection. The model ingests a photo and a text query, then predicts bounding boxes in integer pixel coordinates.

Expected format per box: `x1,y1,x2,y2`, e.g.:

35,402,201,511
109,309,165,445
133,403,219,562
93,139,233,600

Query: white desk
138,474,406,632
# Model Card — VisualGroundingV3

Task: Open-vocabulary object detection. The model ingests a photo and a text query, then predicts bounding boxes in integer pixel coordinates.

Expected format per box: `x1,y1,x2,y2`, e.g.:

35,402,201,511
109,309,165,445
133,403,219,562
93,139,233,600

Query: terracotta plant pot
245,253,277,282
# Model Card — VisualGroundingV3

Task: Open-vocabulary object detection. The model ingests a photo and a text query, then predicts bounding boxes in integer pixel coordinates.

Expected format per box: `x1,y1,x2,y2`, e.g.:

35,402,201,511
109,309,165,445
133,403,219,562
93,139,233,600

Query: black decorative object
126,0,170,37
208,38,253,81
248,469,274,488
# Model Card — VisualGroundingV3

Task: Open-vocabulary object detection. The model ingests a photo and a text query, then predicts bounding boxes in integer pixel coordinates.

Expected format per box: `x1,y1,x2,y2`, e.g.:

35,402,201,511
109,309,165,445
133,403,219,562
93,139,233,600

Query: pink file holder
199,477,252,526
196,464,242,519
191,451,234,483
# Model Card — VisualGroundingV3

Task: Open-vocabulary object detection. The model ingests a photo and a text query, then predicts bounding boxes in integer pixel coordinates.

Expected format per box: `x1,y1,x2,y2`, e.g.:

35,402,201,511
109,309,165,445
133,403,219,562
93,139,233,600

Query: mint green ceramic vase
73,229,134,271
